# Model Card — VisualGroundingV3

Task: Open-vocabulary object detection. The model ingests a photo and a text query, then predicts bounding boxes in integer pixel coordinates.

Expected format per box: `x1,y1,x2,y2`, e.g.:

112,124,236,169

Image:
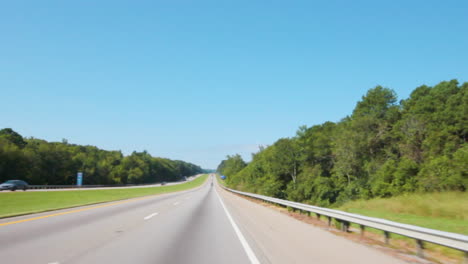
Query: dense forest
218,80,467,206
0,129,202,185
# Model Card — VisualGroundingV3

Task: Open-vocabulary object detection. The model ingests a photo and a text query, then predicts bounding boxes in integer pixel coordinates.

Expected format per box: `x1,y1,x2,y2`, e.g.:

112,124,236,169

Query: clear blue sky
1,1,467,169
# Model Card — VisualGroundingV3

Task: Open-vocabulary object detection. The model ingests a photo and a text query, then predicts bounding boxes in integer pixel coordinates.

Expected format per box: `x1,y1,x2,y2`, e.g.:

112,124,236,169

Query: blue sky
1,0,467,169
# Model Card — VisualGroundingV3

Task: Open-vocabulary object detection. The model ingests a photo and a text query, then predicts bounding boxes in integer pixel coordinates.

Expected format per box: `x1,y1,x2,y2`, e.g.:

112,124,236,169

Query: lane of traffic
66,176,251,264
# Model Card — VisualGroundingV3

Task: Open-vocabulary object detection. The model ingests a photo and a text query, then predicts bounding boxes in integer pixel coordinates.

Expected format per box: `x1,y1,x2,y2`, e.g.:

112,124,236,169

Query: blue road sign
77,172,83,186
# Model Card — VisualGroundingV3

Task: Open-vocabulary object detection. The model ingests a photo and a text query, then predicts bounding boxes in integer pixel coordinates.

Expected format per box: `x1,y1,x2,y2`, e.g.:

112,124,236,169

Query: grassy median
0,174,208,218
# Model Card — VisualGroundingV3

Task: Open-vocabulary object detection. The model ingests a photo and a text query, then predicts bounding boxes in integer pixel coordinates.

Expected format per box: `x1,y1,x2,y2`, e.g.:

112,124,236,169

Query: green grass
338,191,468,235
337,191,468,259
0,174,208,218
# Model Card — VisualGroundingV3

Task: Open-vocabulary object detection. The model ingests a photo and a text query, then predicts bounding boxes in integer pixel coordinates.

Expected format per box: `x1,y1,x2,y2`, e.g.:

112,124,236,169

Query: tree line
218,80,467,206
0,129,202,185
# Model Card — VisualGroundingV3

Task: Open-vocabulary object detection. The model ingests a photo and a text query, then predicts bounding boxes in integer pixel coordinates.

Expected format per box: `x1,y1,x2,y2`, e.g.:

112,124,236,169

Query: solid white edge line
143,212,159,220
215,188,260,264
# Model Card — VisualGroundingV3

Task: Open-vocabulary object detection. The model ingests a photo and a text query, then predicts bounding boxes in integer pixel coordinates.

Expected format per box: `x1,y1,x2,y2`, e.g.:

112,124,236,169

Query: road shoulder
218,186,409,264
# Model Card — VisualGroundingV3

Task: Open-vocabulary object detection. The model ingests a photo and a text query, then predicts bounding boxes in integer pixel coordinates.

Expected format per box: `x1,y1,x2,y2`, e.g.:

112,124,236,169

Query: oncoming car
0,180,29,191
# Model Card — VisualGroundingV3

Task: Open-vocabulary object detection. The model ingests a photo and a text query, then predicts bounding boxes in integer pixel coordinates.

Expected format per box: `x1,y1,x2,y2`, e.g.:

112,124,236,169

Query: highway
0,175,406,264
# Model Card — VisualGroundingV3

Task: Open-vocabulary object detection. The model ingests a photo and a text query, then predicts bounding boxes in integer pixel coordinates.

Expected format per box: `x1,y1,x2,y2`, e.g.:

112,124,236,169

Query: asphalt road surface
0,175,406,264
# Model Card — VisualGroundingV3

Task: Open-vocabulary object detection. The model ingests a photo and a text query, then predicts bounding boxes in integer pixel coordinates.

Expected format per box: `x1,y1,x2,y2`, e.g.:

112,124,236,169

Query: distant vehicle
0,180,29,191
220,175,226,180
161,181,166,186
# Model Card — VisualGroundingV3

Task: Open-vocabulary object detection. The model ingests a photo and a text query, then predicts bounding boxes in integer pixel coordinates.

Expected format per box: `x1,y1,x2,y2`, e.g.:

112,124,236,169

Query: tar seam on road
215,188,260,264
143,212,159,220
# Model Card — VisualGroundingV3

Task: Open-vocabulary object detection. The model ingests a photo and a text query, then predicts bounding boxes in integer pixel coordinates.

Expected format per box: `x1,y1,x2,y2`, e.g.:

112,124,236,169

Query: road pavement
0,175,406,264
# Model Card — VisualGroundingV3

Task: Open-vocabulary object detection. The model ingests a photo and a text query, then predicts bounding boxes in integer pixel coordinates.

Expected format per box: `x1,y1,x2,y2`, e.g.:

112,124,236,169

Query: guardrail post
343,221,350,232
338,220,349,232
415,239,425,258
360,225,365,238
327,216,332,227
316,213,321,220
384,231,390,245
463,252,468,264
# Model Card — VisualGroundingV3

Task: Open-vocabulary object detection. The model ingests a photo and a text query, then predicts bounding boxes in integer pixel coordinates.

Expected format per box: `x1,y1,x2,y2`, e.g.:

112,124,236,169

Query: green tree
217,80,467,207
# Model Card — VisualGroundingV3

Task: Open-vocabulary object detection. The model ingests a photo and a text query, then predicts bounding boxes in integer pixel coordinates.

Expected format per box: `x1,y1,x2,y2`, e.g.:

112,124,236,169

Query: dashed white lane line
173,202,180,206
215,188,260,264
143,212,159,220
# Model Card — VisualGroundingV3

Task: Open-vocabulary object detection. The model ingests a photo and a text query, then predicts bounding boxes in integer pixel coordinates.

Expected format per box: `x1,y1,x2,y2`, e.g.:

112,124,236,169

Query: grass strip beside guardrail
337,191,468,259
0,174,208,218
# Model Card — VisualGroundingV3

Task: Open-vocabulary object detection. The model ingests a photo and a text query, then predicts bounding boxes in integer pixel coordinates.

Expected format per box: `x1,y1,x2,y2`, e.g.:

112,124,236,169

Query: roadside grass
0,174,208,218
337,191,468,260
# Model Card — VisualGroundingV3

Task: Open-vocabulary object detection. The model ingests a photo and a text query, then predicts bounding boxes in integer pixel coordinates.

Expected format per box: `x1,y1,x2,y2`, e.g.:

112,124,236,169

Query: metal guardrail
27,183,155,189
25,175,201,190
223,186,468,260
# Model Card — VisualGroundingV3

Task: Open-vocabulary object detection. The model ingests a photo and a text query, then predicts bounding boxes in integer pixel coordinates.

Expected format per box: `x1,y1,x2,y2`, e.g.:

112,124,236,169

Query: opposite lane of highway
0,174,202,193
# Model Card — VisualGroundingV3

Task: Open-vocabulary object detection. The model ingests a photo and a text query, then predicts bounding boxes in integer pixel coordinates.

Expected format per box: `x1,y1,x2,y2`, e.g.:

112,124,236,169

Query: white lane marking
143,212,159,220
48,262,59,264
215,189,260,264
173,202,180,206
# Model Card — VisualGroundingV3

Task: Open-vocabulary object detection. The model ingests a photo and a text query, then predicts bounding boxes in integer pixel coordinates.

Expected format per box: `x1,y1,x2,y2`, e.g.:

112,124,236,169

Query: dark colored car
161,181,166,186
0,180,29,191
